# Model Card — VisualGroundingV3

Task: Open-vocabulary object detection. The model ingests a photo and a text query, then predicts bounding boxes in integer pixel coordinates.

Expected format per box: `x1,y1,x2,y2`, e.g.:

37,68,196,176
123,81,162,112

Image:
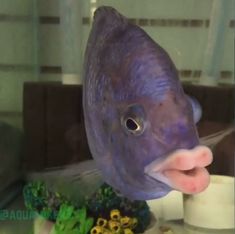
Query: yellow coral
90,226,104,234
130,218,138,229
108,220,122,233
97,218,108,227
123,228,134,234
120,216,132,228
110,209,121,221
91,210,138,234
102,228,113,234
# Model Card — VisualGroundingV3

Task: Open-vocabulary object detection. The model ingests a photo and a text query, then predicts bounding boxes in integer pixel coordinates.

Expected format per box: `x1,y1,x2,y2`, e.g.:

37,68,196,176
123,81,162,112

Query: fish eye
125,118,140,131
121,104,146,136
122,116,144,135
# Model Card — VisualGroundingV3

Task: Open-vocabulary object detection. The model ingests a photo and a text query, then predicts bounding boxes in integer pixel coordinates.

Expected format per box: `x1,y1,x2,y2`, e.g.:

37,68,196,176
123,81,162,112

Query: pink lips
144,146,213,194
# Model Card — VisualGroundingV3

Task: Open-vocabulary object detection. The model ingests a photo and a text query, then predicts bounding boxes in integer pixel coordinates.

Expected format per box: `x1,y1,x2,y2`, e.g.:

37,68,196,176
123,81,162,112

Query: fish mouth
144,146,213,194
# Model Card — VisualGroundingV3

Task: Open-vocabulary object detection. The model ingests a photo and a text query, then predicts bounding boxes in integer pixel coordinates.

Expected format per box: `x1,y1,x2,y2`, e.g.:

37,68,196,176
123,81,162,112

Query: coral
90,209,137,234
23,181,69,221
86,183,151,233
54,204,94,234
23,182,151,233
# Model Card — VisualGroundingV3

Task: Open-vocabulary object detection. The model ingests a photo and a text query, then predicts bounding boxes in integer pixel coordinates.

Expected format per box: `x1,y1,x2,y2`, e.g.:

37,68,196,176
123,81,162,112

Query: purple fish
83,6,213,200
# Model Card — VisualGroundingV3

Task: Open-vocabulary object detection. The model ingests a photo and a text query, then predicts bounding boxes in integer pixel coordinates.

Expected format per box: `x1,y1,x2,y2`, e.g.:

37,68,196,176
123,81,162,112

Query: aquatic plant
23,181,70,221
24,182,94,234
23,182,151,233
54,204,94,234
23,181,48,213
86,183,151,233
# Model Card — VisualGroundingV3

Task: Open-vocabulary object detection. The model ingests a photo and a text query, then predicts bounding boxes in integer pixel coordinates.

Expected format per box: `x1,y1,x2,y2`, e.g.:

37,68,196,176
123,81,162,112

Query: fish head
83,6,212,200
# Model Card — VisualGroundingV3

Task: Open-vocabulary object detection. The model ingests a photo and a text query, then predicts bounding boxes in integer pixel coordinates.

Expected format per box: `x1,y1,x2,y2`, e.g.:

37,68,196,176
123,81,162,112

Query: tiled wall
38,0,234,83
0,0,38,128
0,0,234,128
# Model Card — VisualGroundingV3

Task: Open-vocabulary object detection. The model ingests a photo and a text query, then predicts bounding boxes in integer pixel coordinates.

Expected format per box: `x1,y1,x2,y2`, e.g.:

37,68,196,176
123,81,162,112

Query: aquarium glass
0,0,38,129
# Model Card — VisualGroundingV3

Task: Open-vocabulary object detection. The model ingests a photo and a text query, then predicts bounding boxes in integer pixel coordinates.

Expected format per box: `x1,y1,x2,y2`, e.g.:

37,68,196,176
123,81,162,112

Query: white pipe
199,0,232,86
59,0,83,84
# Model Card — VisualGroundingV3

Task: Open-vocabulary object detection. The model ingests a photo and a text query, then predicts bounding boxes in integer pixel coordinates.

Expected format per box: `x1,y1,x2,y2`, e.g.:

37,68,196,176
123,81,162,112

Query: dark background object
23,82,92,171
23,82,234,177
183,84,234,123
0,122,24,208
207,132,234,177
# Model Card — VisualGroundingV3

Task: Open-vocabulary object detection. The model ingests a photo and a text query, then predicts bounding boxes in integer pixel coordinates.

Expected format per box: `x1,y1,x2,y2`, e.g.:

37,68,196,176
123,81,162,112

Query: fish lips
144,145,213,194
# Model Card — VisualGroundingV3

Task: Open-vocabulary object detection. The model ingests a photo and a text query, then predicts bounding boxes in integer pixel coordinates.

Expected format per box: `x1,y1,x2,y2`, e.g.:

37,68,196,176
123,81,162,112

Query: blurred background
0,0,234,130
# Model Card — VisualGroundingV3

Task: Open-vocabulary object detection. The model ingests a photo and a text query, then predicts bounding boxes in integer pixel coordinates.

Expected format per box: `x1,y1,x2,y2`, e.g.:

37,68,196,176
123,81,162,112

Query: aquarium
0,1,234,234
0,0,38,129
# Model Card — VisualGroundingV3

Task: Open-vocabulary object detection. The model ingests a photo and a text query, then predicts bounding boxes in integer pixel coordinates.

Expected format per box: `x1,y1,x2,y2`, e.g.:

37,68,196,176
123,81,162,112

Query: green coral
23,182,94,234
23,181,48,212
86,183,122,215
86,183,151,233
53,204,94,234
23,182,151,234
23,181,70,221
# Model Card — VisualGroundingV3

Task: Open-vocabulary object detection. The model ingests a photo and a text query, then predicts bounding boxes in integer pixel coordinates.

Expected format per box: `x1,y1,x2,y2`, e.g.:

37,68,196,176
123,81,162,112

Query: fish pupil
126,118,139,131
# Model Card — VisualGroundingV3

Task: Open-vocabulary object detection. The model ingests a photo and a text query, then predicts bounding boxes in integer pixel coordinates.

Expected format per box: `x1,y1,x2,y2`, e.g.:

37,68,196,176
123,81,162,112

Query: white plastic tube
184,175,235,229
59,0,83,84
147,190,184,221
199,0,232,86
